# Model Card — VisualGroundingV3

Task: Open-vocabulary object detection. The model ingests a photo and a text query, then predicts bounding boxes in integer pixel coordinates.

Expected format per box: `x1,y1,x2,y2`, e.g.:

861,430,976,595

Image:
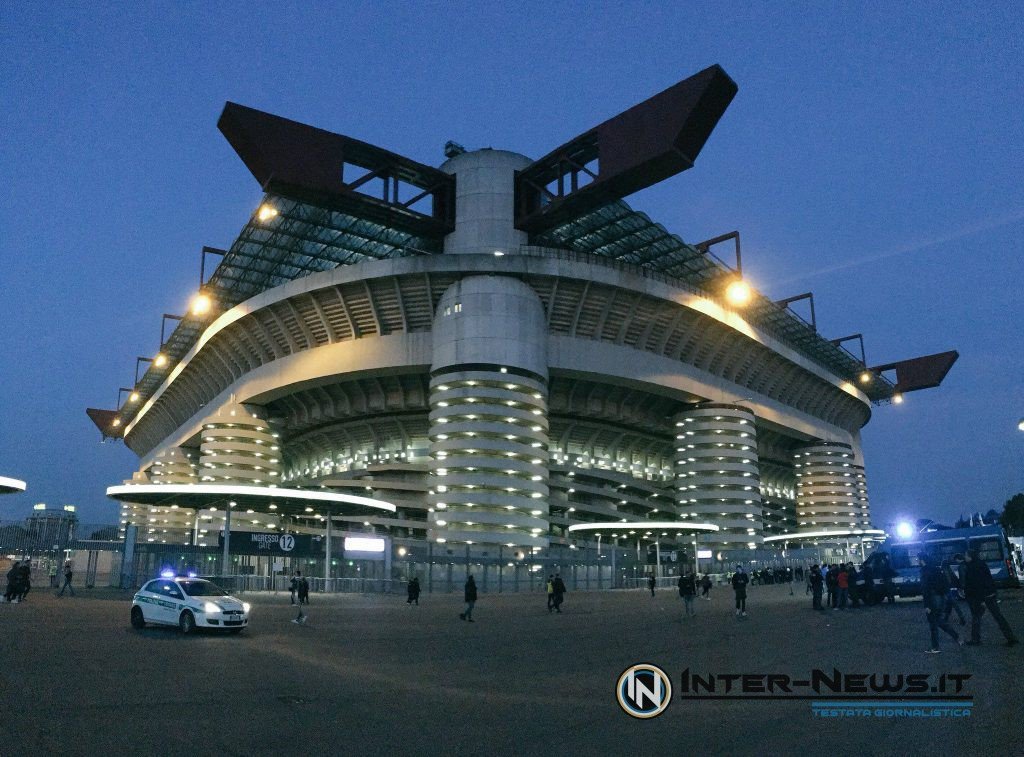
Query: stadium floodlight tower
89,64,959,574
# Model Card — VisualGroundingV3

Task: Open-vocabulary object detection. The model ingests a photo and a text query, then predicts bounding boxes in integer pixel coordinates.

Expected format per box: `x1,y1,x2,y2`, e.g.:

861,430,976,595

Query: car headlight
203,602,220,614
242,602,251,614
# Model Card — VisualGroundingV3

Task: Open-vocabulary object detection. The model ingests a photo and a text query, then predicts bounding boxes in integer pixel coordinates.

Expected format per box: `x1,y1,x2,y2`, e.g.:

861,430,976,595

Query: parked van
862,524,1021,598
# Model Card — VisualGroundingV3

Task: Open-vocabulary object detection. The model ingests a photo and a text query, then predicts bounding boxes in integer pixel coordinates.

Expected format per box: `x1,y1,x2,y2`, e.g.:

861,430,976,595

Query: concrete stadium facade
114,148,882,557
96,69,955,569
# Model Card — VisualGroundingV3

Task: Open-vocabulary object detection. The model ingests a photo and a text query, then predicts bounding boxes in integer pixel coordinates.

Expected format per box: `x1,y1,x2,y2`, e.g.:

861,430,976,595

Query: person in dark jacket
963,550,1018,646
407,576,421,606
941,556,966,626
289,571,299,605
647,573,656,597
825,565,838,608
847,564,861,608
5,561,21,603
552,573,567,613
57,559,75,597
459,575,477,622
678,571,697,617
921,554,962,653
700,574,712,600
17,561,31,602
731,565,749,617
810,564,824,610
297,574,310,605
861,563,875,605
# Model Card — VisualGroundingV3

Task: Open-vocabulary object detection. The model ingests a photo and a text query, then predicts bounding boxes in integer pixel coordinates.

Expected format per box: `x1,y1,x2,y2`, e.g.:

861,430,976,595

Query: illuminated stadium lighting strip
0,476,27,494
567,522,720,533
762,529,885,542
105,484,396,513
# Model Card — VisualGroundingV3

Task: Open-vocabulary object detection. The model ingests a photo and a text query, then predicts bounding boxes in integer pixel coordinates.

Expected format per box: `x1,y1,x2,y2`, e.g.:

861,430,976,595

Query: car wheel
130,606,146,629
179,610,196,634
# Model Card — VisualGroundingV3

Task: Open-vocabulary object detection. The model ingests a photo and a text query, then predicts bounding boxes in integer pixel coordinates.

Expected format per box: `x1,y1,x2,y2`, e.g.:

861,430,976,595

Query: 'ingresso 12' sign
218,531,320,556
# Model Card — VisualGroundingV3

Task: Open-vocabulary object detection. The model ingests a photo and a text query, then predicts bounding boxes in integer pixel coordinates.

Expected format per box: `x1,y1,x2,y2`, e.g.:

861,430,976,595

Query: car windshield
179,580,228,597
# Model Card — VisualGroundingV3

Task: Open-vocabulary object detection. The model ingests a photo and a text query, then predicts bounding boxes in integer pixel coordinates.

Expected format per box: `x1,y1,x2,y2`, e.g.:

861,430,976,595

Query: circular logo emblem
616,663,672,719
279,534,296,552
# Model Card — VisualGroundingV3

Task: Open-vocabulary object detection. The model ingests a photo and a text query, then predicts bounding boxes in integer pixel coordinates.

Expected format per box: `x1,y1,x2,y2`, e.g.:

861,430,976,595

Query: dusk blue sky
1,3,1021,527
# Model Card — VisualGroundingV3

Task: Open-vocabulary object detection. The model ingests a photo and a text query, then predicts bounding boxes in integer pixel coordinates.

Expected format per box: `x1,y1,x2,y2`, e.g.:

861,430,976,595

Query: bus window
889,545,920,570
924,540,965,564
969,537,1003,563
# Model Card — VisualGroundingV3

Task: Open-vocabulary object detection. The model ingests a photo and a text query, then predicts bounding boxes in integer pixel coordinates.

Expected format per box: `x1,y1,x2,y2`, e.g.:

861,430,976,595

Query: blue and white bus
862,524,1021,598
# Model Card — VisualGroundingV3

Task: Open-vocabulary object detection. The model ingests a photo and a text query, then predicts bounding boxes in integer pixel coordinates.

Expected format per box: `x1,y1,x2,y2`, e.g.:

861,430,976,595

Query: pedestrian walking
963,550,1018,646
57,559,75,597
407,576,421,605
731,565,749,617
546,574,555,612
810,564,824,610
17,561,31,602
941,556,966,627
678,571,696,617
552,573,566,613
289,571,299,605
921,553,962,653
700,574,712,600
5,561,21,603
297,574,310,606
647,573,656,597
459,575,477,622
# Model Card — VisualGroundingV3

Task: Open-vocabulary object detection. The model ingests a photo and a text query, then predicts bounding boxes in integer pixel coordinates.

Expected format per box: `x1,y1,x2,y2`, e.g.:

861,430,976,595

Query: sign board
219,531,320,556
697,550,713,559
344,536,387,561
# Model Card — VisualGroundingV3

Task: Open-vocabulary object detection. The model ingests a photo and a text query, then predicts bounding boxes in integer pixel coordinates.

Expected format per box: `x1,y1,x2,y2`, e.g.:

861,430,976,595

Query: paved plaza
1,584,1021,756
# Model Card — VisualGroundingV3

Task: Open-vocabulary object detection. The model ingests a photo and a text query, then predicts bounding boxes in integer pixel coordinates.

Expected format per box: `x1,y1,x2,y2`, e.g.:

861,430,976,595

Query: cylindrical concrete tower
673,404,763,546
440,149,532,256
794,441,869,531
150,448,198,485
427,275,550,549
198,402,281,486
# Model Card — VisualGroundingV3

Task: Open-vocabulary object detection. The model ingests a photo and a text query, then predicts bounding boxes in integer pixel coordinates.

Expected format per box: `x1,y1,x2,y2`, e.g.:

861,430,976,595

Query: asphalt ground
1,583,1021,756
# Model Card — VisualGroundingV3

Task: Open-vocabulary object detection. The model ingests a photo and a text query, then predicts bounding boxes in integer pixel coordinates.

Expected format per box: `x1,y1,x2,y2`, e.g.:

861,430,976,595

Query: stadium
89,65,957,584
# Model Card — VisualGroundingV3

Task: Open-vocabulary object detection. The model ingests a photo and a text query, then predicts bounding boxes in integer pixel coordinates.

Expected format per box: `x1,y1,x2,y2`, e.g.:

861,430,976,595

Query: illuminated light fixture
128,392,140,403
1018,418,1024,432
895,522,914,539
153,353,168,368
493,251,505,257
112,418,122,427
858,371,872,384
257,204,278,222
344,536,385,553
893,393,904,404
190,293,213,316
725,279,752,307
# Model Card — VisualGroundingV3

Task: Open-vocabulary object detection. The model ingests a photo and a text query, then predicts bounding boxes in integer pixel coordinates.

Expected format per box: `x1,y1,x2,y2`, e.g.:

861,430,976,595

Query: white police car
131,574,250,634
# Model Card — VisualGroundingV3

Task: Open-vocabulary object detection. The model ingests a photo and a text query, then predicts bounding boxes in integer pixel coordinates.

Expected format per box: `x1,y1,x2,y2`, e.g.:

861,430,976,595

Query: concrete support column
199,401,280,486
793,442,871,531
427,276,550,551
673,403,763,548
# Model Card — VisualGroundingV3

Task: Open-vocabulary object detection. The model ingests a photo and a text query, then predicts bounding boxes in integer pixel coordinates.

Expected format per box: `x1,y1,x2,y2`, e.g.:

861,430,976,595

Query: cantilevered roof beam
515,64,737,234
871,351,959,394
218,102,455,238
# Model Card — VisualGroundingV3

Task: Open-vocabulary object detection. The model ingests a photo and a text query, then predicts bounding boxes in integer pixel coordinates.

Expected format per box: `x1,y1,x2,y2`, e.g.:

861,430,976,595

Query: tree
1000,493,1024,536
